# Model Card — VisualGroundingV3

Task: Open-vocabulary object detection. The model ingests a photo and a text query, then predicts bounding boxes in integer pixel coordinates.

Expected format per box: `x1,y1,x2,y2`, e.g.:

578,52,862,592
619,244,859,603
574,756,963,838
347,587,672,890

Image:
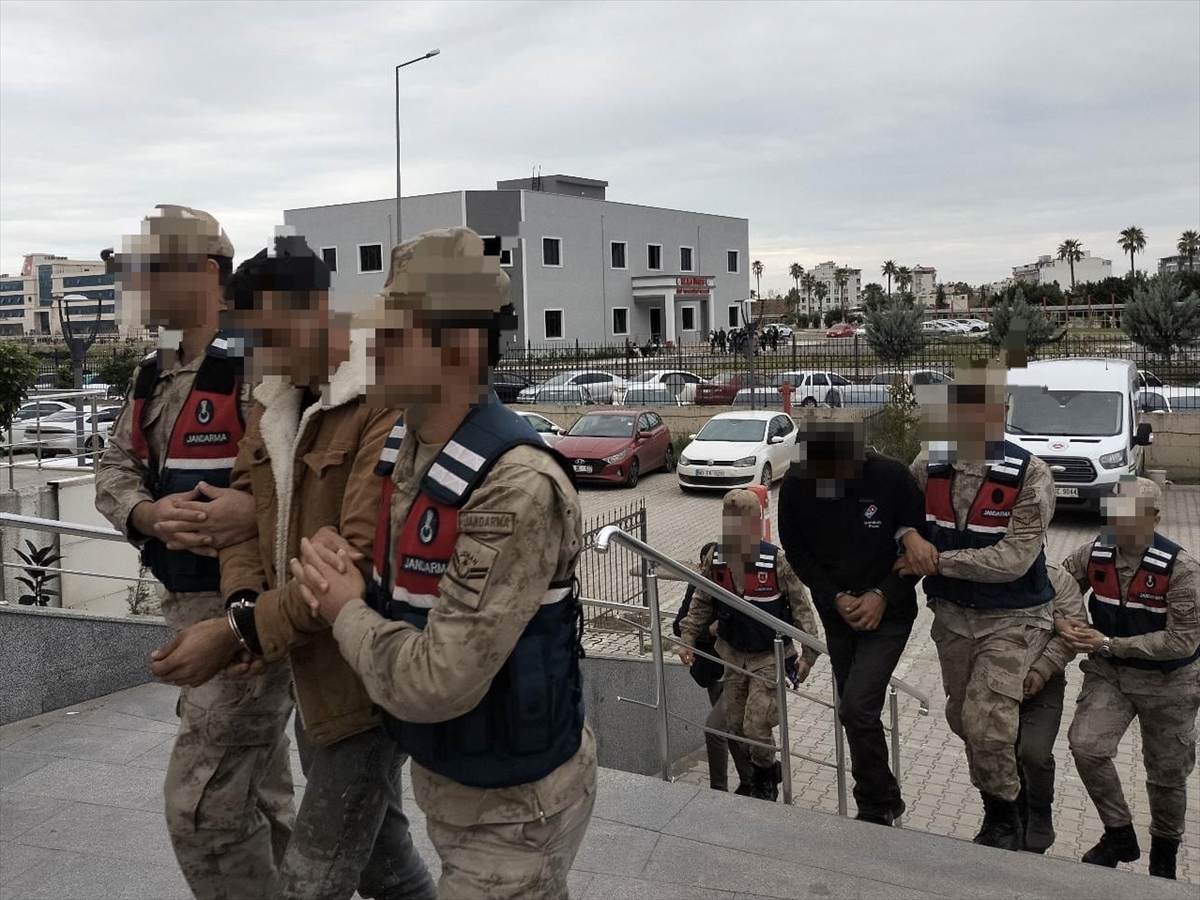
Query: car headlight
1099,449,1127,469
679,455,692,466
604,449,630,464
733,455,757,467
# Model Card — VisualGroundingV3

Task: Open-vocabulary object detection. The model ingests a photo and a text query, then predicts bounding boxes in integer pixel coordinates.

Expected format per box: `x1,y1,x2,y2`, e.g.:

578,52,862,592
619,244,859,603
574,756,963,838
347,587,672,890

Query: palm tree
833,267,849,310
897,266,913,297
1057,238,1084,290
813,282,829,317
881,260,898,300
1179,230,1200,272
1118,226,1147,278
801,272,817,315
789,262,804,295
751,259,764,300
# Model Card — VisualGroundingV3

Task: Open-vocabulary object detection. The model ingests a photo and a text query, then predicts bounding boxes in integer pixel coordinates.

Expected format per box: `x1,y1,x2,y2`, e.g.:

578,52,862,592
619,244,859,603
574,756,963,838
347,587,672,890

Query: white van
1005,359,1153,510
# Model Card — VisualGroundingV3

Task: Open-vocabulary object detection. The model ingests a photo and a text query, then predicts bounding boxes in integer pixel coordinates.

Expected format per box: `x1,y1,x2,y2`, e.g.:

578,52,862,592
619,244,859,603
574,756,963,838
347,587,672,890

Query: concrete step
579,767,1197,899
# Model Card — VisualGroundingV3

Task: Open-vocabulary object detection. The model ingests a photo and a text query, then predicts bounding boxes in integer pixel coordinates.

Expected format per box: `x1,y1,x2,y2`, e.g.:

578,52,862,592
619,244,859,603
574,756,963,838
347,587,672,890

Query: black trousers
820,611,914,817
1017,671,1067,815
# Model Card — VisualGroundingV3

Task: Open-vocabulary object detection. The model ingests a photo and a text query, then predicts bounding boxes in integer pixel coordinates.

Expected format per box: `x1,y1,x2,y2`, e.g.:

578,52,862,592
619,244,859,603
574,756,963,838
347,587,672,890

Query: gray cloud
1,0,1196,294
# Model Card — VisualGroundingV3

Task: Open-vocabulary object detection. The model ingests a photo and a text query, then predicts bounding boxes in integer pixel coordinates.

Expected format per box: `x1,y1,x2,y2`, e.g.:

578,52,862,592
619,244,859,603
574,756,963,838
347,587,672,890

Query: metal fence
498,335,1200,388
577,500,647,629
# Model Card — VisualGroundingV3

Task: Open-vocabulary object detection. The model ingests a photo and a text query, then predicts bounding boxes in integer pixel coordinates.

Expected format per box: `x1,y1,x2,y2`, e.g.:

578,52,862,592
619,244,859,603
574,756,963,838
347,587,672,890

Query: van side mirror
1135,422,1153,446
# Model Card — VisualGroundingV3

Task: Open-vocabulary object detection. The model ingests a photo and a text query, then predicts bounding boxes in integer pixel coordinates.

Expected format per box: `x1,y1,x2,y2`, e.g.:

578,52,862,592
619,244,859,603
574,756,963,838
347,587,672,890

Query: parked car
825,323,856,338
678,410,797,491
18,405,122,456
492,371,532,404
623,369,707,405
1136,387,1200,413
515,370,626,405
695,372,773,405
772,371,855,407
870,369,953,387
555,409,673,487
1006,359,1152,511
854,324,868,336
1136,370,1164,389
515,411,566,447
950,318,989,333
11,399,75,427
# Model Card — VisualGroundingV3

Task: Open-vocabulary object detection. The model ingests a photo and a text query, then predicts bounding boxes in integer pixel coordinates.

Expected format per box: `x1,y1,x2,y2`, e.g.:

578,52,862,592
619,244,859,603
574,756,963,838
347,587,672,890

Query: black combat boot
1081,824,1140,867
1148,836,1179,880
750,761,781,802
1023,806,1055,854
972,792,1023,851
733,782,754,796
856,799,906,827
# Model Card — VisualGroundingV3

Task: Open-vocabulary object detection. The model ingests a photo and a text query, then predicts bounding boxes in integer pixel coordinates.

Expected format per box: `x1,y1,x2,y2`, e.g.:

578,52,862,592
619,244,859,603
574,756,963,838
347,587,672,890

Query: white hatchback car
19,406,121,456
678,410,797,491
515,411,566,448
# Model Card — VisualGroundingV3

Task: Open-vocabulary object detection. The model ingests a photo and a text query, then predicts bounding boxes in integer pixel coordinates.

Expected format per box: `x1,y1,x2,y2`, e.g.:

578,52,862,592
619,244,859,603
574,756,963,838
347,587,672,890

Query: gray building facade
283,175,749,348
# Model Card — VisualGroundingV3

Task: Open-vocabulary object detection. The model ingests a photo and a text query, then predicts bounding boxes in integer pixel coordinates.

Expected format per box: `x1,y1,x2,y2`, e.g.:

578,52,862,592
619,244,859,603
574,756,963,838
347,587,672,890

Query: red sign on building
675,275,713,296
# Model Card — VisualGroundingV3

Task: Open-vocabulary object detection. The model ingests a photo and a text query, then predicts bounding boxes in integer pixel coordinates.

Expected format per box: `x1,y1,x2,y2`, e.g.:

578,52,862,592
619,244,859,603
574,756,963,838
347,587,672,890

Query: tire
801,396,817,408
760,463,773,486
85,435,104,452
663,445,676,472
625,457,640,488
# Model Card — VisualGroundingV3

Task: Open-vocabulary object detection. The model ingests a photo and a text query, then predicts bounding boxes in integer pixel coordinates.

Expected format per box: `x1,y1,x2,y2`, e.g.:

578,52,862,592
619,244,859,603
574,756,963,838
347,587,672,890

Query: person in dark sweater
777,422,924,825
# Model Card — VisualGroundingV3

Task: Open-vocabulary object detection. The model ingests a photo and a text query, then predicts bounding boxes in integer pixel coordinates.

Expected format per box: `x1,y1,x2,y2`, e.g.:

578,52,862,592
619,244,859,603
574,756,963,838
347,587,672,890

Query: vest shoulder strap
1090,537,1117,563
1143,533,1182,576
133,353,159,400
986,443,1031,487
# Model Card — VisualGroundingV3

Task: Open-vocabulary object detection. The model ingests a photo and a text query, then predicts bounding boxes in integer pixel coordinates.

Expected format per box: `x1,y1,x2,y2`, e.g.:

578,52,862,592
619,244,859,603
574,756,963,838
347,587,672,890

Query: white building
1159,254,1195,275
804,261,861,314
1011,251,1113,290
911,265,937,305
0,254,119,338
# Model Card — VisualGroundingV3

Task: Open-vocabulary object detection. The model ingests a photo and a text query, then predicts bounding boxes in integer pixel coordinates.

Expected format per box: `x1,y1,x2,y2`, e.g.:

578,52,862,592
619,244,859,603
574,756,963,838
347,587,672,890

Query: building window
680,246,694,272
681,307,696,332
320,247,337,272
542,237,562,267
358,244,383,274
647,244,662,271
727,250,739,273
611,241,627,270
612,307,628,335
499,249,513,267
728,305,740,328
544,309,564,340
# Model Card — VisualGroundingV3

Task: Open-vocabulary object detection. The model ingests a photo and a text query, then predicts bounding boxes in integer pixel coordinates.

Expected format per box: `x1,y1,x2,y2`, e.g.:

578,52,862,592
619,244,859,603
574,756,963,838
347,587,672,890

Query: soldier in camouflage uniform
291,227,596,900
96,206,294,899
897,360,1057,851
677,489,821,802
1061,476,1200,880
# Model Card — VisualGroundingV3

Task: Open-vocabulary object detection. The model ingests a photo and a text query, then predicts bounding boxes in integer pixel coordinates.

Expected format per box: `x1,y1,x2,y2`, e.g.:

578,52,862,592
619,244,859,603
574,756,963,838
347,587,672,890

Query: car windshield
871,372,902,385
542,373,576,387
696,419,766,442
708,373,740,386
569,415,635,438
1007,390,1123,437
628,372,659,382
40,409,84,422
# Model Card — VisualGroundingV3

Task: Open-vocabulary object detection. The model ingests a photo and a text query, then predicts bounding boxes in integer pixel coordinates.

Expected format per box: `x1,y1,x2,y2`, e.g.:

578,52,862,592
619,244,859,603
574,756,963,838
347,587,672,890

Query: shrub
865,300,925,365
1122,275,1200,363
0,341,41,431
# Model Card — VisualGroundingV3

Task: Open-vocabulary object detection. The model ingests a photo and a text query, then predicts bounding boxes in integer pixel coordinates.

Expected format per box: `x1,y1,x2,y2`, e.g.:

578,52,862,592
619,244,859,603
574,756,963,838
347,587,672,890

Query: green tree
95,343,145,396
1057,238,1084,290
935,285,947,309
1121,275,1200,364
833,267,849,310
987,287,1062,355
1178,230,1199,272
896,266,913,296
813,281,829,315
1119,226,1147,278
865,299,925,365
823,307,842,328
789,262,804,298
881,260,898,300
751,259,764,300
0,341,42,432
801,272,817,315
861,282,886,312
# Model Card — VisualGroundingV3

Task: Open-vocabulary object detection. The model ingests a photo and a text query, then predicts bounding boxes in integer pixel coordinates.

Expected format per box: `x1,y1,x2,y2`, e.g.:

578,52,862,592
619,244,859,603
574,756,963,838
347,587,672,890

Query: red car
555,409,673,488
695,372,773,405
825,323,856,338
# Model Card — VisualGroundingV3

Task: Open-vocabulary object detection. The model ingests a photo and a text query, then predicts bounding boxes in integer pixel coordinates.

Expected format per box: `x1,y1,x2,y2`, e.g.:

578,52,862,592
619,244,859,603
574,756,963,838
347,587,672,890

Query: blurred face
1101,494,1159,548
119,255,222,329
365,312,489,409
721,508,761,560
236,290,331,386
947,396,1006,450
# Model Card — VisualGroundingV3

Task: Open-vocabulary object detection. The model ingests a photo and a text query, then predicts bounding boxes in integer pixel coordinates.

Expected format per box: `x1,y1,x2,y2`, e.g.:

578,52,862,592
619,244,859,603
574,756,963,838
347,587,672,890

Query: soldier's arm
1061,541,1094,596
253,405,395,662
778,551,821,666
1029,566,1086,681
1110,555,1200,662
219,405,268,600
94,374,155,542
332,458,571,723
895,450,931,542
679,548,719,648
936,457,1056,583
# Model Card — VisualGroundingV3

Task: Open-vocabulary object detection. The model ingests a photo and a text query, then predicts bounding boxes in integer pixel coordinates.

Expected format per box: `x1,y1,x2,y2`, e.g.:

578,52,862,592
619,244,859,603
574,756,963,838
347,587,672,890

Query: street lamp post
395,49,440,245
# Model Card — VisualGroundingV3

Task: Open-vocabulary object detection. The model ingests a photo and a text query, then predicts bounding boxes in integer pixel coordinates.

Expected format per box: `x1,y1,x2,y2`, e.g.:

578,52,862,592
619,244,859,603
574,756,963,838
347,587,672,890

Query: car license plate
573,464,589,474
697,468,730,478
1056,486,1079,498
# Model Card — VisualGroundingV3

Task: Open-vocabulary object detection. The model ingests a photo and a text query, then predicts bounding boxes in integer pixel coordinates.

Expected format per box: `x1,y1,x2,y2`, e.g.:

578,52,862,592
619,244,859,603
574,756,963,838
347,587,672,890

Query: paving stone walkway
577,476,1200,885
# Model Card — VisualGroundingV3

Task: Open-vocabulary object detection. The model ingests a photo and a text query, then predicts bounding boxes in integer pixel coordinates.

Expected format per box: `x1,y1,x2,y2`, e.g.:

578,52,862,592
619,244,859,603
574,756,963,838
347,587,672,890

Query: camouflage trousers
930,615,1043,801
718,641,781,769
425,788,595,900
1068,657,1200,840
161,590,296,900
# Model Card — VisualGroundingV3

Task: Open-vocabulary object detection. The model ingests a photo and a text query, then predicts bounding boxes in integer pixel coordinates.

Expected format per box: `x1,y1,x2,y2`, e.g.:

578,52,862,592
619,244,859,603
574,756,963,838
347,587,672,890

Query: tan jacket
220,337,397,747
333,431,596,826
1027,565,1087,683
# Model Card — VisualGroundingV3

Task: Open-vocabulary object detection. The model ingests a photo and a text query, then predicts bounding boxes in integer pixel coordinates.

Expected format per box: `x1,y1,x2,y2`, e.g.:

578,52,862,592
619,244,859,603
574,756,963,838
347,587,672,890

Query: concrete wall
1144,412,1200,478
0,605,171,724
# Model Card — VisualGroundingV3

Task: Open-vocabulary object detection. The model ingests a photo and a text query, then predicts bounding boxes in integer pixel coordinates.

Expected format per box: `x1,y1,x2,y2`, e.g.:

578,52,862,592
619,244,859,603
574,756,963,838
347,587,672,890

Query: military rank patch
442,535,498,610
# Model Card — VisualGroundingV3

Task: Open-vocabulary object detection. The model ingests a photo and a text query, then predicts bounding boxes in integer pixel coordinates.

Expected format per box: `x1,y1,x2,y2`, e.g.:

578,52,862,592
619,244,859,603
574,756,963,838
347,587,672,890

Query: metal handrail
1,513,126,542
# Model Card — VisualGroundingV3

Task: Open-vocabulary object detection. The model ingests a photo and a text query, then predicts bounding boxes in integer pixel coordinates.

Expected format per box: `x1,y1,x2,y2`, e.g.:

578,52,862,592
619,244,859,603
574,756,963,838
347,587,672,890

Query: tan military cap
1117,474,1163,511
723,489,763,516
353,227,509,329
123,204,235,259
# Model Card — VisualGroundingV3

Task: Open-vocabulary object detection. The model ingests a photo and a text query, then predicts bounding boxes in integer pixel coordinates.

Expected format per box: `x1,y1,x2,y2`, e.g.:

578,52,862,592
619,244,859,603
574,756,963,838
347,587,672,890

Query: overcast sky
1,0,1197,295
